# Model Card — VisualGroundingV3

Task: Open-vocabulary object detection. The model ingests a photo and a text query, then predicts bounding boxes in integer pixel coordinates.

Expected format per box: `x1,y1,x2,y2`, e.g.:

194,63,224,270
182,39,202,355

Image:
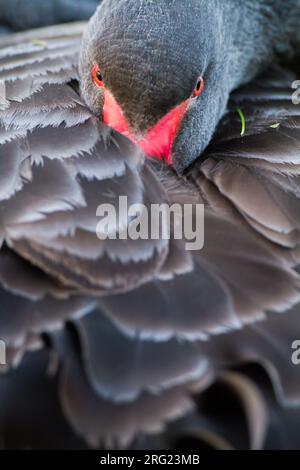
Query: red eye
193,76,204,97
92,64,104,88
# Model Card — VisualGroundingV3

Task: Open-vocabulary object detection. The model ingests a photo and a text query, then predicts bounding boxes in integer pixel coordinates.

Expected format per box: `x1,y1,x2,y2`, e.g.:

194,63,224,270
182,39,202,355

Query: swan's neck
222,0,300,90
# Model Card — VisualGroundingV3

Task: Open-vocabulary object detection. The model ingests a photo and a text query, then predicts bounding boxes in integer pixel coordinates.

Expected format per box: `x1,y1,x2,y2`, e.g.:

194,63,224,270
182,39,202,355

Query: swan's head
79,0,229,172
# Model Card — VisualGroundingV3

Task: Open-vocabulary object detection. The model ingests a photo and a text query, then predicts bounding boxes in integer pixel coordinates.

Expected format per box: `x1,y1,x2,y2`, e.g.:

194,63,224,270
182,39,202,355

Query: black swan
0,0,300,450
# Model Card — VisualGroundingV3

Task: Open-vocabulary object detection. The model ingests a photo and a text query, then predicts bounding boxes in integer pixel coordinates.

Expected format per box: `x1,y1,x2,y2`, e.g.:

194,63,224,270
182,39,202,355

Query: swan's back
1,23,300,449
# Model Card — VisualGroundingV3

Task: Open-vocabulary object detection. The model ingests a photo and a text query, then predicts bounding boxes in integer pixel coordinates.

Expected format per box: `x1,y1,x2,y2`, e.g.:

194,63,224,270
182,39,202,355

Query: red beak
103,89,189,165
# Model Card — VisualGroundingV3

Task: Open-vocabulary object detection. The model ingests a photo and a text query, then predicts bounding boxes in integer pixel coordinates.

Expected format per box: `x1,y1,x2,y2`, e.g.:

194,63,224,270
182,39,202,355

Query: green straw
237,108,246,136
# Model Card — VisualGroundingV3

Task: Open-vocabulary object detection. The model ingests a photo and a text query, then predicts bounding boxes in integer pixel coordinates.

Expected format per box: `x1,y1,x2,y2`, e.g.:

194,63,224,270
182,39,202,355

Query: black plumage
0,1,299,450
